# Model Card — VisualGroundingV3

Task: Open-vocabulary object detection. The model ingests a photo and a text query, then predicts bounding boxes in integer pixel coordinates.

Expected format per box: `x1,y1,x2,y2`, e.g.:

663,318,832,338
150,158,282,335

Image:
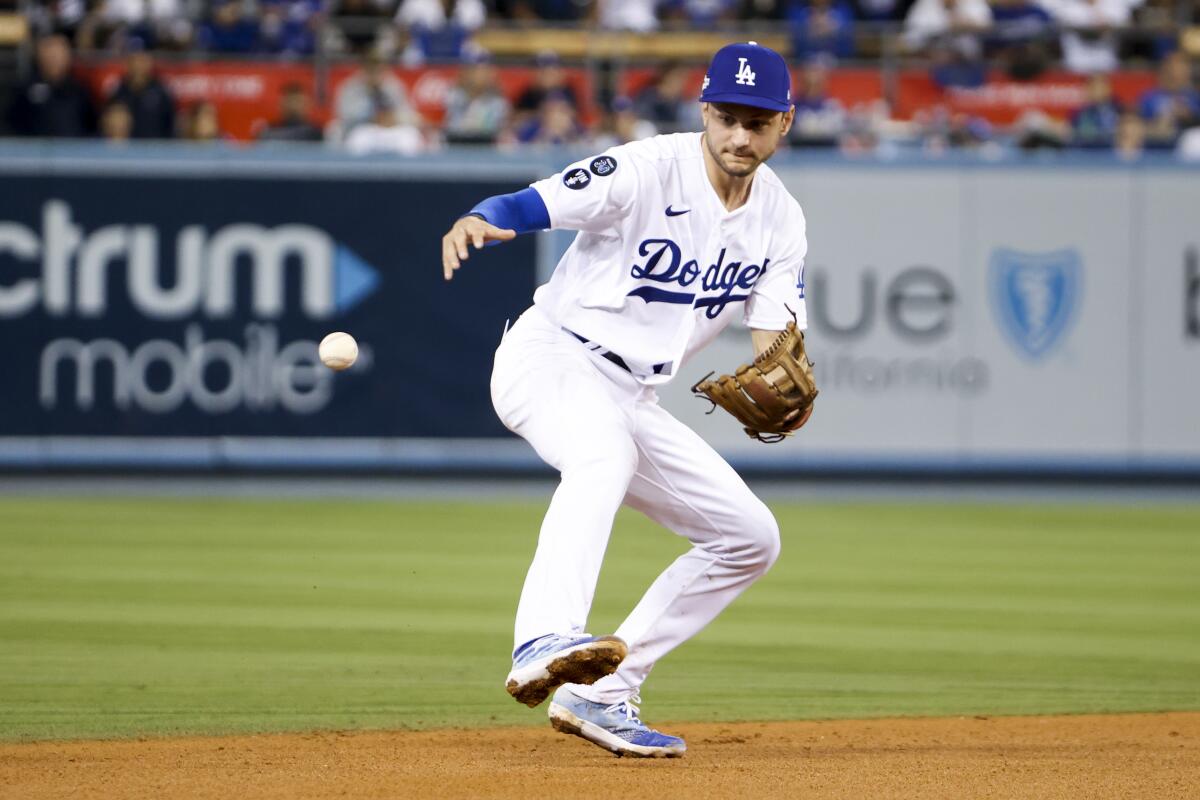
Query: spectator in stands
109,0,186,49
344,99,424,154
513,91,583,146
260,0,323,57
1119,0,1174,64
633,62,696,134
5,34,96,138
196,0,261,54
985,0,1053,80
1042,0,1130,74
257,82,323,142
513,51,580,126
1137,51,1200,143
1114,110,1144,159
660,0,739,28
787,0,856,62
181,100,226,142
75,0,190,52
838,104,882,155
597,0,659,32
444,49,511,144
333,52,418,138
1070,73,1122,146
590,96,657,148
904,0,992,88
790,64,845,147
99,100,133,142
945,111,991,147
394,0,486,64
493,0,588,22
918,106,991,152
850,0,908,22
739,0,787,18
1014,109,1067,150
107,47,176,138
1176,124,1200,161
26,0,86,43
330,0,394,55
396,0,487,31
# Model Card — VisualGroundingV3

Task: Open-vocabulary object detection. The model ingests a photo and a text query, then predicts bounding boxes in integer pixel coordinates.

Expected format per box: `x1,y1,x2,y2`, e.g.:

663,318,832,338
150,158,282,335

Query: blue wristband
465,188,550,235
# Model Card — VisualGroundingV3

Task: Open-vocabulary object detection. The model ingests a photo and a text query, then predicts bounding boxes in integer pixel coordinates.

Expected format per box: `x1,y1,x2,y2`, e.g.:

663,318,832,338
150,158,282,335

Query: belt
565,329,669,375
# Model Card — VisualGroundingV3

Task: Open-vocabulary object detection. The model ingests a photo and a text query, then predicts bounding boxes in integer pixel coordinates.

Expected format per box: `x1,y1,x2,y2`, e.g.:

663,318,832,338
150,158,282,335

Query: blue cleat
505,634,627,708
548,685,686,758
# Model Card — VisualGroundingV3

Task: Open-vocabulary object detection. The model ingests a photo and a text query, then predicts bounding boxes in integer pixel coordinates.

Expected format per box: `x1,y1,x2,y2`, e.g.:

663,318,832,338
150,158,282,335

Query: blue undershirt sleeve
464,187,551,235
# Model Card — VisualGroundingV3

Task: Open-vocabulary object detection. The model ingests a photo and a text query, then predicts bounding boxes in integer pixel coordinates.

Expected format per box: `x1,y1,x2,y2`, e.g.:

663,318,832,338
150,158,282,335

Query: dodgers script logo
627,238,767,319
989,248,1082,360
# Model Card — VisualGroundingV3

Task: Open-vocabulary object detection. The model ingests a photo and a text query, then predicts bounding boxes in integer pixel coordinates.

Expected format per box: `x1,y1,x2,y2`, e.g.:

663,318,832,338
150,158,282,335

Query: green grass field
1,497,1198,742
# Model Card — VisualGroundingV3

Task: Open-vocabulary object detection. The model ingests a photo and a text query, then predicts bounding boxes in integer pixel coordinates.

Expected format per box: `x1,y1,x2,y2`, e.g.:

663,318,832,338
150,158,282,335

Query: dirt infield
2,713,1197,800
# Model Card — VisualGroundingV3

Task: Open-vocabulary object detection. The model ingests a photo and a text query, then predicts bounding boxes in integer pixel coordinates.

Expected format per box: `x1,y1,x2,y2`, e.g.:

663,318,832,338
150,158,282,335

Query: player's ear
779,107,795,137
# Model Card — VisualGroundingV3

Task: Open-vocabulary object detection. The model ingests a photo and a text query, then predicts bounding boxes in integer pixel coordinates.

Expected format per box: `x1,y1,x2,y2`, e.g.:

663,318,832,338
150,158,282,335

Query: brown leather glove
691,321,818,443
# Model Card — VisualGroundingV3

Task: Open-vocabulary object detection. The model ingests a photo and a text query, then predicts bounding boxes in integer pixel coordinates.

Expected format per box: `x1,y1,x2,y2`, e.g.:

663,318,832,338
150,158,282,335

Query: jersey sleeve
743,204,808,331
529,149,641,235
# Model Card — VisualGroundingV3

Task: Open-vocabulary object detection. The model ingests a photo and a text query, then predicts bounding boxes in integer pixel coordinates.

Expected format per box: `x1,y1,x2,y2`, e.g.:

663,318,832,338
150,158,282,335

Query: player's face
702,102,794,178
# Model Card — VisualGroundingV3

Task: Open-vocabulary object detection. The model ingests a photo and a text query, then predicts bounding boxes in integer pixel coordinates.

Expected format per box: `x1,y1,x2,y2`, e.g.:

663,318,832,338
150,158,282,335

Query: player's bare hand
441,216,517,281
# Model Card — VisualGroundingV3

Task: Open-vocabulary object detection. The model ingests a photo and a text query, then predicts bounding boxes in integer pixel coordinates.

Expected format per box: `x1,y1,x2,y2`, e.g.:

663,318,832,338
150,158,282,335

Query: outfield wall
1,143,1197,475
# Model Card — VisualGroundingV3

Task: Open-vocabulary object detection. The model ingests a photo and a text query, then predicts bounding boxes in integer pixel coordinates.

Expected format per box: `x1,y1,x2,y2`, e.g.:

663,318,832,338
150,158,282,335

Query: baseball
318,332,358,371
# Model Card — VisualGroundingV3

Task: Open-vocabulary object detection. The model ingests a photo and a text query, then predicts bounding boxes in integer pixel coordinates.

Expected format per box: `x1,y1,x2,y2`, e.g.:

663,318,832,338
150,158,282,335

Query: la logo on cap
735,42,758,86
735,57,756,86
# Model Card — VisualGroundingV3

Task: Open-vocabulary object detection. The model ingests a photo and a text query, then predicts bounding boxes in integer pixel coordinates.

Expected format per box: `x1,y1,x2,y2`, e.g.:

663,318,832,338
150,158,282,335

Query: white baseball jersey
528,132,808,385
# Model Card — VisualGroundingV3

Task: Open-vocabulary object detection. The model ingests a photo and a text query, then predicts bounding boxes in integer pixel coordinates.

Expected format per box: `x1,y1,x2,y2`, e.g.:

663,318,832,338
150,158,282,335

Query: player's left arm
751,329,782,356
743,203,809,353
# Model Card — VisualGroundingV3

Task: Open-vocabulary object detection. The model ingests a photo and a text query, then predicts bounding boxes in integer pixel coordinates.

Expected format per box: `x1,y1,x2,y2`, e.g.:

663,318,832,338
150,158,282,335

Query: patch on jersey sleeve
563,168,592,190
589,156,618,177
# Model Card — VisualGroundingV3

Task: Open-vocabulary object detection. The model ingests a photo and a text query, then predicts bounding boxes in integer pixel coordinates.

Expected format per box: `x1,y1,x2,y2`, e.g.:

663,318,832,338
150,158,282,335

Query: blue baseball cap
699,41,792,113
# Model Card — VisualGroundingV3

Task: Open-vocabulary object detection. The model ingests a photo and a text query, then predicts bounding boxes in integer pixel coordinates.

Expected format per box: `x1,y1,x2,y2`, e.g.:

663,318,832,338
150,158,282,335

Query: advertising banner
0,157,539,444
654,162,1200,470
2,148,1197,472
1139,175,1200,458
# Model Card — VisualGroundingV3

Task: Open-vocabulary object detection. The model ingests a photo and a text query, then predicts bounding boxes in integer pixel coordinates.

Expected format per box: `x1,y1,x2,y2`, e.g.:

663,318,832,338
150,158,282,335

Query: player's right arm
528,151,640,233
441,187,548,280
442,216,517,280
442,148,638,281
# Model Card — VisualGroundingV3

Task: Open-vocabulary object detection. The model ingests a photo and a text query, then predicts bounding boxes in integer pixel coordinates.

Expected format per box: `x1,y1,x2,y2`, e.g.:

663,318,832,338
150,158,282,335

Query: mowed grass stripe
1,498,1197,741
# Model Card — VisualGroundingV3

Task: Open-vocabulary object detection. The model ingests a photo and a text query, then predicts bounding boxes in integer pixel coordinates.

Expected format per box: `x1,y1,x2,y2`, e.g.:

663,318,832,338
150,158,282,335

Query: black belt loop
567,328,632,372
565,327,666,376
604,352,632,372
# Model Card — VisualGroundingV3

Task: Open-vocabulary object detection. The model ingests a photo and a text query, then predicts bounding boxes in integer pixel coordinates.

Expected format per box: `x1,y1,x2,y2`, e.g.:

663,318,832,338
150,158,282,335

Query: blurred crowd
19,0,1197,66
4,1,1200,159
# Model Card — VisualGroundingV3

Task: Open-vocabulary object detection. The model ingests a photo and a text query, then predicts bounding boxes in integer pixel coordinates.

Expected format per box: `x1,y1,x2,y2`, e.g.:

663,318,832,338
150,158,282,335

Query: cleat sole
505,637,627,708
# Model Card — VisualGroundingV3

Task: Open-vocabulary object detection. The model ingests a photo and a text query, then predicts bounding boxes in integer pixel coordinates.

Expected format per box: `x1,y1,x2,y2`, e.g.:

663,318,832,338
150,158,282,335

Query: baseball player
441,42,808,758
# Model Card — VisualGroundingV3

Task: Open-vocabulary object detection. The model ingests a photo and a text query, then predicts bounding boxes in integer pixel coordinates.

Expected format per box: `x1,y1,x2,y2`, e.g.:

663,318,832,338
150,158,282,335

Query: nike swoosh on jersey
665,206,690,217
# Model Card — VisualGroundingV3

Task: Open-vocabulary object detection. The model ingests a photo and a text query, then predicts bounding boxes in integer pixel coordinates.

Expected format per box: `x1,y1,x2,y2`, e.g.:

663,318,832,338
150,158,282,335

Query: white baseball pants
490,306,781,705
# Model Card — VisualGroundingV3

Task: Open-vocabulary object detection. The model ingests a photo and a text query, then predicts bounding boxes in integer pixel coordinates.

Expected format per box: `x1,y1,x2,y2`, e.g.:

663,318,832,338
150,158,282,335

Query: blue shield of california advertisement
989,248,1083,360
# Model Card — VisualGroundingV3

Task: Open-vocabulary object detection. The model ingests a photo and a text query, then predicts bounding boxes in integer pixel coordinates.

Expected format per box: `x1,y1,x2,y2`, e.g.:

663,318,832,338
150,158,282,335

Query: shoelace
605,694,644,725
